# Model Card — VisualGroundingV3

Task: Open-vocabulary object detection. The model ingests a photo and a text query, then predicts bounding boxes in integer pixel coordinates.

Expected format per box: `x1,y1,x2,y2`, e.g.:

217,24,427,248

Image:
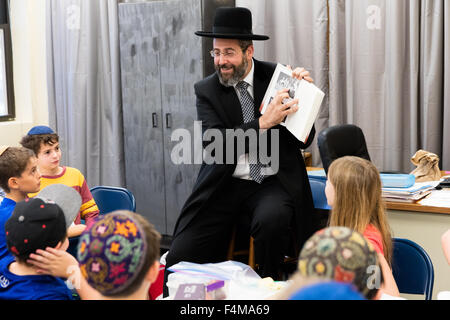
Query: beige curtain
238,0,450,172
329,0,450,172
237,0,329,166
46,0,125,186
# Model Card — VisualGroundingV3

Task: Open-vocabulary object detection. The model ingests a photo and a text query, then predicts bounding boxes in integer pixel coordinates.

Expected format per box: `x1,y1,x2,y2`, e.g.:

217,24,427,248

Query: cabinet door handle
166,113,172,129
152,113,158,128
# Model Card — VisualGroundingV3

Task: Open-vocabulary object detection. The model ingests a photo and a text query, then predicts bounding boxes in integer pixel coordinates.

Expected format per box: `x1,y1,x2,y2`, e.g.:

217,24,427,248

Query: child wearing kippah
27,210,162,300
20,125,99,237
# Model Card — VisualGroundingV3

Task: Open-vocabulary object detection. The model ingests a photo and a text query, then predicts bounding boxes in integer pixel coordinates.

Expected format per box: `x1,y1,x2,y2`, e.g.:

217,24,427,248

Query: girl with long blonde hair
325,156,399,296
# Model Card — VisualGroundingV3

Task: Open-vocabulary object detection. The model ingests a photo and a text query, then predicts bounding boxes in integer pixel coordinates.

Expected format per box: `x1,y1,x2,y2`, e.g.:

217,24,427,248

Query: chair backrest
67,235,80,257
90,186,136,214
391,238,434,300
68,186,136,258
317,124,371,174
309,178,331,210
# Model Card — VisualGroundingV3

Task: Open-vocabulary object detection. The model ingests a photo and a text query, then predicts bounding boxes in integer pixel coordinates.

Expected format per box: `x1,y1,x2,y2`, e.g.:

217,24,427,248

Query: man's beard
215,57,249,87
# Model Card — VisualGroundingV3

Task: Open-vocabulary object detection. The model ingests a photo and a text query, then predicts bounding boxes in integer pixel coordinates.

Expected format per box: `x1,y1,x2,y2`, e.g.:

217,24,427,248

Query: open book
259,63,325,143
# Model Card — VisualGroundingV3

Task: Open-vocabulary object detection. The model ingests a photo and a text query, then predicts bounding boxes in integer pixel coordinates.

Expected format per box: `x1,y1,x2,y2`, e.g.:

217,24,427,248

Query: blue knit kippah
289,281,365,300
27,125,55,135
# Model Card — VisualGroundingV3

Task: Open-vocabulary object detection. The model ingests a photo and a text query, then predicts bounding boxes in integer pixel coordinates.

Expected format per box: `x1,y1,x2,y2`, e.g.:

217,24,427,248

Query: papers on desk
419,188,450,208
382,181,440,203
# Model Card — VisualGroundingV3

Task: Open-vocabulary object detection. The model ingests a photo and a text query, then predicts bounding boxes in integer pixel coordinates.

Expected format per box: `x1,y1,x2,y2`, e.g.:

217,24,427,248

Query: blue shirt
0,198,16,261
0,256,73,300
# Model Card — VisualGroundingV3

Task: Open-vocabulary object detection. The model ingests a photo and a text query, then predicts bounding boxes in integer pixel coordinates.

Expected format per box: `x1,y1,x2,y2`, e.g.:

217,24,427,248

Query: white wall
0,0,48,146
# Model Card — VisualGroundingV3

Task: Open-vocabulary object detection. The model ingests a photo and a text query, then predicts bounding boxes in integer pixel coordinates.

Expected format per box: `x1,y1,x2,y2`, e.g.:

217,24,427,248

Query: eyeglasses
209,50,238,59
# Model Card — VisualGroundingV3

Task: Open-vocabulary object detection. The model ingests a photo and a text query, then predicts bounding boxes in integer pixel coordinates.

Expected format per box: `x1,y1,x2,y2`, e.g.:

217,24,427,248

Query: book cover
260,63,325,143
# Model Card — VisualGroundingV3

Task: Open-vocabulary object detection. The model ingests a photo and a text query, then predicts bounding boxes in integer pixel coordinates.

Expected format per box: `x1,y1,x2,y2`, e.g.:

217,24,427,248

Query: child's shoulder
363,224,384,254
363,224,383,241
64,166,84,177
61,167,88,188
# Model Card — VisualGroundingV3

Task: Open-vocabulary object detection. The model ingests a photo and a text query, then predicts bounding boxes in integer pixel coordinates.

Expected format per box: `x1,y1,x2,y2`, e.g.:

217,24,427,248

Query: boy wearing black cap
0,146,41,261
27,210,161,300
0,184,81,300
20,125,99,236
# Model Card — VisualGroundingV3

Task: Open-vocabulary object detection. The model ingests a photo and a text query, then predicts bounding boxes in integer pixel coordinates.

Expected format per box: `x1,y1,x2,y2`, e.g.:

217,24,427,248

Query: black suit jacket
173,59,316,247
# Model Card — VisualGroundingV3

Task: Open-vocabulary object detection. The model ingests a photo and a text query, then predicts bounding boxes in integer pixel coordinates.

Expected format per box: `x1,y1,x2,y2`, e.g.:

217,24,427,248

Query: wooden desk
386,200,450,215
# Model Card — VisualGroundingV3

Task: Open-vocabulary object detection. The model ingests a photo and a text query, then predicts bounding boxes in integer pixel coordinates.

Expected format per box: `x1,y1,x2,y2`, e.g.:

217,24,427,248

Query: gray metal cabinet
118,0,202,236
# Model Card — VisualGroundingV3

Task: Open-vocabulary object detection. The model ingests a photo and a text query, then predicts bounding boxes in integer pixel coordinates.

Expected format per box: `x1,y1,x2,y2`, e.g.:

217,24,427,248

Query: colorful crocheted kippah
77,211,148,296
298,226,379,298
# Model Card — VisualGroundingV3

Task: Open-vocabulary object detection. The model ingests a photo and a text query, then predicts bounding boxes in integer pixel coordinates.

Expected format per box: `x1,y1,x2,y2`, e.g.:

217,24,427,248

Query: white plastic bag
167,260,275,299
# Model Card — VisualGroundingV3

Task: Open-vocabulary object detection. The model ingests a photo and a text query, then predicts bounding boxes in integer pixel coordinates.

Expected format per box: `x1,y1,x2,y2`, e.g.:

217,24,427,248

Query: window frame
0,24,14,122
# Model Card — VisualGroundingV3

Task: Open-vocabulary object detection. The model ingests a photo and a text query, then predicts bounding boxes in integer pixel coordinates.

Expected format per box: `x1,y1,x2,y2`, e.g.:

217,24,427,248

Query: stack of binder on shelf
381,174,439,203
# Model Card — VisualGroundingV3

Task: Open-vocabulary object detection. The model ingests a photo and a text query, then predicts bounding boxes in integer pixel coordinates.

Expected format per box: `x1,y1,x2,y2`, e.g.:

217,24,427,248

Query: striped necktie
235,81,265,183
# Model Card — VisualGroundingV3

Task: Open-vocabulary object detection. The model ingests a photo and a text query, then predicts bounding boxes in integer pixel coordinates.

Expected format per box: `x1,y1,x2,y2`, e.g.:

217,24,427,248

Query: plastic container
380,173,415,188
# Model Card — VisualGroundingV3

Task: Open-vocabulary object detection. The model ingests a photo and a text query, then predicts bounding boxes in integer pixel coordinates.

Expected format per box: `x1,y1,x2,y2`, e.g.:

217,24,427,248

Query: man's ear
145,260,160,284
246,44,255,59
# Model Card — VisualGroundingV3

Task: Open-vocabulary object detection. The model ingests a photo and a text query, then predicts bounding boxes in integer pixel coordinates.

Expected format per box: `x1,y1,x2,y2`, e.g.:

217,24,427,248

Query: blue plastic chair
90,185,136,214
67,186,136,257
309,178,331,210
391,238,434,300
67,235,81,257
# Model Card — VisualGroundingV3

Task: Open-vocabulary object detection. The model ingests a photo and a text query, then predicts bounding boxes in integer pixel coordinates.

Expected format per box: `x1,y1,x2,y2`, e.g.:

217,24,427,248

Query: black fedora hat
195,7,269,41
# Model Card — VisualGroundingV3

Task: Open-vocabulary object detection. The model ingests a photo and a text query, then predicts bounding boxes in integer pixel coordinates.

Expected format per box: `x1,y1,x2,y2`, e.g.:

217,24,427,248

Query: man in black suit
164,7,316,296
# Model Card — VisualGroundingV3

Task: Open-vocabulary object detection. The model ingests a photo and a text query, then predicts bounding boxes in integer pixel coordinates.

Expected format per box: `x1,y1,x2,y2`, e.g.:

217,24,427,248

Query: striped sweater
29,166,99,227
